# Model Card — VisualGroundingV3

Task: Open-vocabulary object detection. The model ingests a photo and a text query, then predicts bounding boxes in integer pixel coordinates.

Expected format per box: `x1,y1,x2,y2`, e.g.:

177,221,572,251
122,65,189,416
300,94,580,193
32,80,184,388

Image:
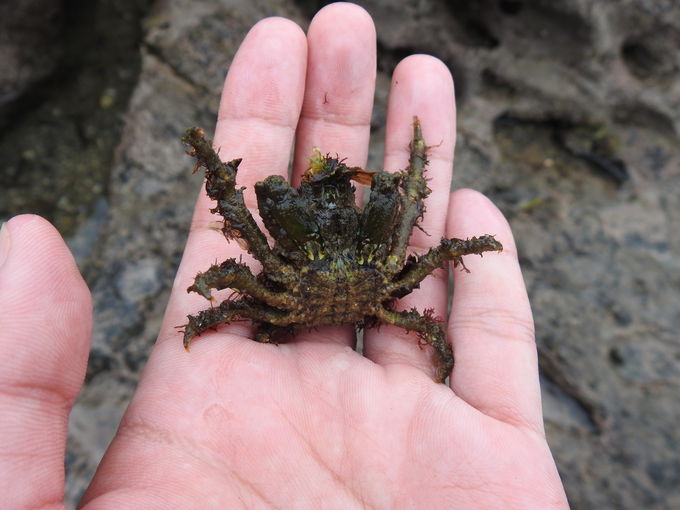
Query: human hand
0,4,568,508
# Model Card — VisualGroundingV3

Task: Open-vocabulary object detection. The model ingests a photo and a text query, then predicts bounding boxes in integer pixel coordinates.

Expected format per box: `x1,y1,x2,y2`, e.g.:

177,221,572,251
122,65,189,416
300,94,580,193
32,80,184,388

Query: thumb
0,215,92,509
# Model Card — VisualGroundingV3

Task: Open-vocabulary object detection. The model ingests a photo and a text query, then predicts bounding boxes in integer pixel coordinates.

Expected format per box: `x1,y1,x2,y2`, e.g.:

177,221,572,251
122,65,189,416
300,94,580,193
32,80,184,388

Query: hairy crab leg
183,299,294,349
386,117,431,272
182,128,292,279
387,235,503,297
374,306,453,383
188,258,292,309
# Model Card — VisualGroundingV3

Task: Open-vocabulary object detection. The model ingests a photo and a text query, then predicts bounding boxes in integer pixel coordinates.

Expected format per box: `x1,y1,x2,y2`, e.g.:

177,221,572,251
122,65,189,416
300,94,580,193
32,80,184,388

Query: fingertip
244,14,308,65
218,15,307,129
303,0,377,123
0,213,92,396
292,0,377,184
391,55,455,109
5,212,60,239
393,54,454,86
4,213,92,308
385,54,456,174
311,2,376,35
447,188,517,256
250,15,306,42
5,212,41,229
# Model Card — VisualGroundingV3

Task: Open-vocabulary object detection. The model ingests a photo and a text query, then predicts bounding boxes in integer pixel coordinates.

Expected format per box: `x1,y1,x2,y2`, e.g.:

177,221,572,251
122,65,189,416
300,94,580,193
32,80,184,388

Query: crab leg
386,117,431,272
183,299,293,349
182,128,292,279
387,236,503,297
188,258,291,309
374,306,453,383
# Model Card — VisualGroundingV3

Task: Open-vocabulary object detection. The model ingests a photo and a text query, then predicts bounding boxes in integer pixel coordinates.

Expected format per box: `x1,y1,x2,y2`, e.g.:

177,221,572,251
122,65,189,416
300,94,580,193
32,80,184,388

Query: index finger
159,18,307,342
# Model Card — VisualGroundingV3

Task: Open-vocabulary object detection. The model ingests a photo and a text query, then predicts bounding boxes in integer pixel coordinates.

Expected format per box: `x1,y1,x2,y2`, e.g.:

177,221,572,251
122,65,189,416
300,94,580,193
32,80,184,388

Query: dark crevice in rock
480,68,518,99
444,0,593,59
621,27,680,81
142,41,213,95
291,0,334,19
621,39,658,80
459,18,500,49
612,102,677,139
0,0,154,237
0,1,62,126
493,113,629,184
539,347,606,434
498,0,523,16
444,0,502,49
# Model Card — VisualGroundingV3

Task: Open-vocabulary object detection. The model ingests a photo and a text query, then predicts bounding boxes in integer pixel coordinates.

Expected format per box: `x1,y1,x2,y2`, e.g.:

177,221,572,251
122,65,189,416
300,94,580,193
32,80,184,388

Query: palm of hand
83,335,563,508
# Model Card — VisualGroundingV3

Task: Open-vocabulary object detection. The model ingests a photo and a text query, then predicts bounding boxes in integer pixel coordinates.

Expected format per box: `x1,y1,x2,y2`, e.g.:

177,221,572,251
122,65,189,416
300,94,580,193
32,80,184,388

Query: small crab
181,118,502,382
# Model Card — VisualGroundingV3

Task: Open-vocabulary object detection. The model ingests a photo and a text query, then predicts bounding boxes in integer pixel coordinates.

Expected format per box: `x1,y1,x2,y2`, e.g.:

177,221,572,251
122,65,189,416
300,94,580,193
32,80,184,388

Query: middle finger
290,3,377,348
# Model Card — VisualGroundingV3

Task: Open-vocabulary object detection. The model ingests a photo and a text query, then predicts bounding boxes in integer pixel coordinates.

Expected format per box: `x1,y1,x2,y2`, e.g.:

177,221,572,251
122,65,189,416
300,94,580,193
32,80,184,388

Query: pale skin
0,4,569,509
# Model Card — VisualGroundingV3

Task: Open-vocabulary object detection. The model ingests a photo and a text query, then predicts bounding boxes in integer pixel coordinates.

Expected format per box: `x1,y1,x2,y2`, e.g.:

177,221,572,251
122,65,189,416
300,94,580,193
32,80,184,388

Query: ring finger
363,55,457,381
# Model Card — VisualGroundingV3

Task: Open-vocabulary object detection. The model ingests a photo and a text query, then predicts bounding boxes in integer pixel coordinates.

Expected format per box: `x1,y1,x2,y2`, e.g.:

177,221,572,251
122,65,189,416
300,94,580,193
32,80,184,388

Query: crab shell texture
181,118,502,382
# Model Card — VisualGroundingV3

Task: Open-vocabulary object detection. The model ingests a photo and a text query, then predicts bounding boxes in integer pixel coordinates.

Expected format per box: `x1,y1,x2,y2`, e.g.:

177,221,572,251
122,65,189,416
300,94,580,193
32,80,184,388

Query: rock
0,0,62,119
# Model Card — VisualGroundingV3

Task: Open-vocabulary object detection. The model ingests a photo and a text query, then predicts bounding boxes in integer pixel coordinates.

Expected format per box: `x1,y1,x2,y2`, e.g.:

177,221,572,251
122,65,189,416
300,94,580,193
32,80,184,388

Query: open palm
0,4,567,509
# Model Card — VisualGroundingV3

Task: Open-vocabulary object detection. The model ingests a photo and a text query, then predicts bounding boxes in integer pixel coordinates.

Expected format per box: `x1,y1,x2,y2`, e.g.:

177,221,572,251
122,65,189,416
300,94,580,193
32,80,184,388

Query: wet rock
0,0,153,235
0,0,62,119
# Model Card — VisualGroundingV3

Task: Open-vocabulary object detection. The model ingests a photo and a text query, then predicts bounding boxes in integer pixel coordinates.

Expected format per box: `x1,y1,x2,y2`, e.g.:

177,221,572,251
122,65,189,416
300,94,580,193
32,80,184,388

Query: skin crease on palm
0,3,569,510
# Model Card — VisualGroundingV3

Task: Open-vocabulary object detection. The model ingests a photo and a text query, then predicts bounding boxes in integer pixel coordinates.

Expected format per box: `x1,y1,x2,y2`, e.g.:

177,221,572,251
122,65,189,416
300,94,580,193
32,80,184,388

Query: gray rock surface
1,0,679,508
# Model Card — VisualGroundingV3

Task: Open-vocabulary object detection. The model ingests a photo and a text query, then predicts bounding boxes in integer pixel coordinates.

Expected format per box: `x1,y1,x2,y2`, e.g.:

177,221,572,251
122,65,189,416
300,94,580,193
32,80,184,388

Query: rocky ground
2,0,679,508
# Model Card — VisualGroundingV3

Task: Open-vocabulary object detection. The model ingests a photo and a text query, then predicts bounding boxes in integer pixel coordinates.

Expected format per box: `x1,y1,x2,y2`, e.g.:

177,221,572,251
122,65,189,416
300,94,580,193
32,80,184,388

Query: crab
181,118,502,382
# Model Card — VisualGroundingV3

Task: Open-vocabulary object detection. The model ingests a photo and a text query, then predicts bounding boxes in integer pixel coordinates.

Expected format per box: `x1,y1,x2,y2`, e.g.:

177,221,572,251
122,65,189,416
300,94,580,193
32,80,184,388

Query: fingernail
0,221,10,269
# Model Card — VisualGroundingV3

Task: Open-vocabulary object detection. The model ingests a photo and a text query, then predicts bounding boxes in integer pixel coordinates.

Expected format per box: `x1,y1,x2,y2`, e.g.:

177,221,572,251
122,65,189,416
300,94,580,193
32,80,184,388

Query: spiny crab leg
386,117,431,272
183,299,292,349
374,307,453,383
182,128,292,280
387,235,503,297
188,258,291,309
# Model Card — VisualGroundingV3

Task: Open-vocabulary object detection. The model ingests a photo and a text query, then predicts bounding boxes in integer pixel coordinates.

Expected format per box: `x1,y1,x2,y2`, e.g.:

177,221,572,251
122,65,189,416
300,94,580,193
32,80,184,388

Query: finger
447,189,543,433
292,2,376,184
160,18,307,342
291,3,376,347
0,215,91,509
363,55,456,380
